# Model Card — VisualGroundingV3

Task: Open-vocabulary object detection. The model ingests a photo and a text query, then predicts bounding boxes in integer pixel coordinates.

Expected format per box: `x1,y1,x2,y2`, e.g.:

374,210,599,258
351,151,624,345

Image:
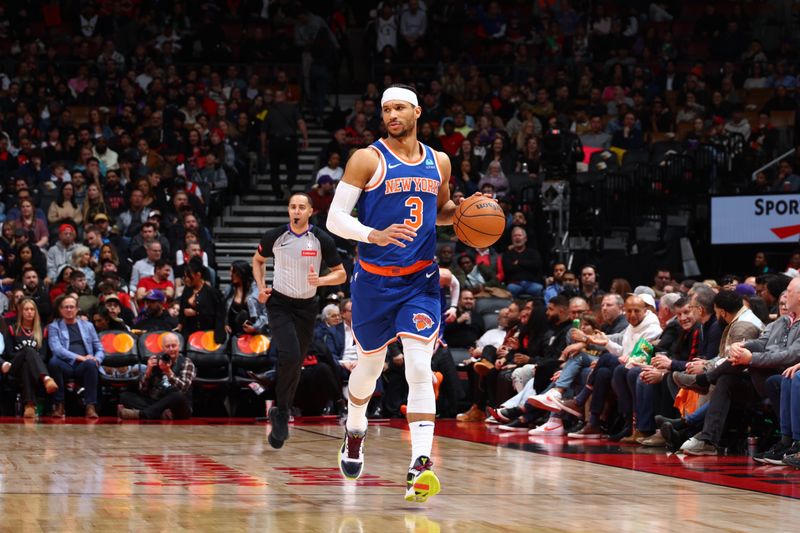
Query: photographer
117,332,196,420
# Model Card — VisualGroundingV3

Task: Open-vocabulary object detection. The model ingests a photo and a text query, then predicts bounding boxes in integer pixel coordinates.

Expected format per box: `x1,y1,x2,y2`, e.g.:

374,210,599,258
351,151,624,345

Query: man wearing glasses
47,295,105,418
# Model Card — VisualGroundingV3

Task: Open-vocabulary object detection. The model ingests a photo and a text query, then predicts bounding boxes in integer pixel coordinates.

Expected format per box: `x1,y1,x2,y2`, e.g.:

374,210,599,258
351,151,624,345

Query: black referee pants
266,292,318,412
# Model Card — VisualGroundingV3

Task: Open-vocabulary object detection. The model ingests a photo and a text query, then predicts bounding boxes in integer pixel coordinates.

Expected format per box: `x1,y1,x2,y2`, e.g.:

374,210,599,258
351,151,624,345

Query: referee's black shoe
268,407,290,449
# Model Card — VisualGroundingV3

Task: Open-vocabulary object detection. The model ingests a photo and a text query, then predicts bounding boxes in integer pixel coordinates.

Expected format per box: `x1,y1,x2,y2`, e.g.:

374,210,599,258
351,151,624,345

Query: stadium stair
213,96,358,287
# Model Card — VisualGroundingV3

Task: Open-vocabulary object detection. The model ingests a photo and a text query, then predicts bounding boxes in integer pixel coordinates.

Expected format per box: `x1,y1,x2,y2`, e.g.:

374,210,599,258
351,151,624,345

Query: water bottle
747,436,758,456
14,394,22,417
249,381,265,396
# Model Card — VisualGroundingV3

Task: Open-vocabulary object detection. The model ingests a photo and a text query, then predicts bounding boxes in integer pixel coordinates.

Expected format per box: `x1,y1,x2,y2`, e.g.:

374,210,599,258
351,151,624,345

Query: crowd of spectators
348,0,800,201
440,258,800,466
0,1,345,419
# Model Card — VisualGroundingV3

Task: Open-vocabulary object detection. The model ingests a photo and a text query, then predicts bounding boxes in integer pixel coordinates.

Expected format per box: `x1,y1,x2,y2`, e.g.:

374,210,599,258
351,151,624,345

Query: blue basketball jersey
357,139,443,267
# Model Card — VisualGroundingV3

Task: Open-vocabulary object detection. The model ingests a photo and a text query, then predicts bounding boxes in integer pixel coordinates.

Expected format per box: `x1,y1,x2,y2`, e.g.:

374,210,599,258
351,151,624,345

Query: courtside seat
185,330,231,386
99,330,140,388
231,334,272,386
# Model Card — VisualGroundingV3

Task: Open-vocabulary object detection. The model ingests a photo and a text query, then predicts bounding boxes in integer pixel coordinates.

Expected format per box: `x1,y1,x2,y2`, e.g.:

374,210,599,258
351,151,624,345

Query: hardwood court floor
0,417,797,532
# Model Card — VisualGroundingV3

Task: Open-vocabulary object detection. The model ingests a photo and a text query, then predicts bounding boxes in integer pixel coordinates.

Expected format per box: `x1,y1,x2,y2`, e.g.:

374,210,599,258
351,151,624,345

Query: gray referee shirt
256,224,342,300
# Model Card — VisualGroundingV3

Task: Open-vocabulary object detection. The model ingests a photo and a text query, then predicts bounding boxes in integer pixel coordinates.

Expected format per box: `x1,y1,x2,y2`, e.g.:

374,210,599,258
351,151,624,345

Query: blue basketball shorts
350,262,441,353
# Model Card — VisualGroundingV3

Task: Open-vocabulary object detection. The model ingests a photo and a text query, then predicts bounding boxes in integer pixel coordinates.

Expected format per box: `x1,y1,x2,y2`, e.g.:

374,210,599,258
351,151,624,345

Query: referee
252,192,346,449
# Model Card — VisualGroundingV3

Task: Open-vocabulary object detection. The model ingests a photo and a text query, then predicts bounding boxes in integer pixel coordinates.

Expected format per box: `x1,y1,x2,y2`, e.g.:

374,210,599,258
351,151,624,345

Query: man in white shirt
129,240,174,293
92,136,119,170
340,298,358,369
316,152,344,182
400,0,427,49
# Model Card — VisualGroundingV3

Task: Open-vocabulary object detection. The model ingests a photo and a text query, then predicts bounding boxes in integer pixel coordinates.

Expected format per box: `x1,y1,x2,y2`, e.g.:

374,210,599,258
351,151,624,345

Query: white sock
346,399,368,433
409,421,435,467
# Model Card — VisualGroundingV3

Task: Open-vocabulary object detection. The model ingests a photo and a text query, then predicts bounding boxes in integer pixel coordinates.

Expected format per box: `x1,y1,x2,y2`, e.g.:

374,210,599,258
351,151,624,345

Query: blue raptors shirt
357,139,442,267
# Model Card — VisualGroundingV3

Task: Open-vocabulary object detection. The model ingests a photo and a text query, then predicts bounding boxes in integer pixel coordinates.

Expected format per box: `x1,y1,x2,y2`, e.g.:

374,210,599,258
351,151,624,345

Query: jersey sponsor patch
412,312,434,332
301,250,317,256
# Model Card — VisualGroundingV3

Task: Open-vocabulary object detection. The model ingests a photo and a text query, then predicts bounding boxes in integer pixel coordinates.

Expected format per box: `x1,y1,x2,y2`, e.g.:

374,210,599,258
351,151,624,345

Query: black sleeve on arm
257,227,284,259
316,227,343,268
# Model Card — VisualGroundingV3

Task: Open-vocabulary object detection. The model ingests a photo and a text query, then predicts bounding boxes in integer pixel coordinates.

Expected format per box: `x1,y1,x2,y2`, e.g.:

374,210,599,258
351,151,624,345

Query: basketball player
252,192,346,449
327,84,469,503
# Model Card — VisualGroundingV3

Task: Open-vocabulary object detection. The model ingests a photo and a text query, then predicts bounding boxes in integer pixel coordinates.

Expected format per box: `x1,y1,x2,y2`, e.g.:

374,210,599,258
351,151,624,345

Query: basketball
453,196,506,248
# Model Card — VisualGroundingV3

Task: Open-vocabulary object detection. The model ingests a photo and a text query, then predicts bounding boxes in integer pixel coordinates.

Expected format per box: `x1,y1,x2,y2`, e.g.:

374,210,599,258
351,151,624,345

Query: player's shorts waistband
358,259,433,277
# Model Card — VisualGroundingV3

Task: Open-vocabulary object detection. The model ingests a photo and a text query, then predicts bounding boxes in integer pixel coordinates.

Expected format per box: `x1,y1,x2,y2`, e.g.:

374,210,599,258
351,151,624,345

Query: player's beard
387,121,415,140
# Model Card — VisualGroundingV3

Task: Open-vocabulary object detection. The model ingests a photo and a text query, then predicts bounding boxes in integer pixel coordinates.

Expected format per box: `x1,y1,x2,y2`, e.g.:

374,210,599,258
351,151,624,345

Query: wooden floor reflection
0,419,796,532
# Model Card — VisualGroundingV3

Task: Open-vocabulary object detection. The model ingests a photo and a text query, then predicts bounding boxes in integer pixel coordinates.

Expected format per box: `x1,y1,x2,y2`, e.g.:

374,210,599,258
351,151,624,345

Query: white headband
381,87,419,107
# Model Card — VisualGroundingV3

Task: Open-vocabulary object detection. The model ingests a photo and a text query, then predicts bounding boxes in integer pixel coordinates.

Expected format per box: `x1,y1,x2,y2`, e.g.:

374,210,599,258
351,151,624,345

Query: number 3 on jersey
404,196,423,230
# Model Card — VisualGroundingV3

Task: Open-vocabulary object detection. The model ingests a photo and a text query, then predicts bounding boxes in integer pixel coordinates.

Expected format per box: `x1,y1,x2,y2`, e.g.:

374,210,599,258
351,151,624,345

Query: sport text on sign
711,194,800,244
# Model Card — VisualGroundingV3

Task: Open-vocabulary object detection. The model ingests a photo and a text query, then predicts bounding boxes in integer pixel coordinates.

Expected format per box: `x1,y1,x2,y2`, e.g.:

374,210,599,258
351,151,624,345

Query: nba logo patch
412,313,434,332
425,158,434,167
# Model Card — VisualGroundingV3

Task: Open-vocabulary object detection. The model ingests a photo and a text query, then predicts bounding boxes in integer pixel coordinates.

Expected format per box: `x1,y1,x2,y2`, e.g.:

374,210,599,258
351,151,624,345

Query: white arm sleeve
327,181,375,243
449,274,460,308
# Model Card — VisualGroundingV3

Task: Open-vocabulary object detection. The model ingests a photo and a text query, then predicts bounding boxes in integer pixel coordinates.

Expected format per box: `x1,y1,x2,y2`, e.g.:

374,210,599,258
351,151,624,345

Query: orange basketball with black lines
453,196,505,248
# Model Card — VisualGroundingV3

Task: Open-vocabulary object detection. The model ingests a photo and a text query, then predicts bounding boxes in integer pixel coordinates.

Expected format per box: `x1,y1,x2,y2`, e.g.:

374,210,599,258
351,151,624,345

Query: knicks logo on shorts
412,313,434,332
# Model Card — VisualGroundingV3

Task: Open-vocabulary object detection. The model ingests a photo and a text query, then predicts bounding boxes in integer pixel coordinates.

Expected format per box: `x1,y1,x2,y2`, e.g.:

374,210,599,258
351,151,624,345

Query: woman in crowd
517,136,542,175
514,120,538,153
88,108,113,140
1,298,58,418
135,178,158,210
98,243,129,283
482,136,517,174
48,265,75,303
81,183,108,228
47,182,83,226
452,159,480,196
0,221,16,259
70,246,96,290
478,160,510,195
63,132,80,163
5,242,46,285
609,278,633,296
179,257,226,343
418,121,444,152
93,304,128,332
16,199,48,249
73,147,94,174
224,260,267,336
452,137,481,174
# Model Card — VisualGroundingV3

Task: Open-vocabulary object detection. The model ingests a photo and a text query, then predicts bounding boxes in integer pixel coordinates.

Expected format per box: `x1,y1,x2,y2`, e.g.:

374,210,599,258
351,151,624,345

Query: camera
160,353,172,364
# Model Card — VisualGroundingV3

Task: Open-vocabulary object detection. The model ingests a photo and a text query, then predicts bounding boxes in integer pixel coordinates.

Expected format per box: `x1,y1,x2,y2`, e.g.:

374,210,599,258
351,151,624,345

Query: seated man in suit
47,294,105,418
